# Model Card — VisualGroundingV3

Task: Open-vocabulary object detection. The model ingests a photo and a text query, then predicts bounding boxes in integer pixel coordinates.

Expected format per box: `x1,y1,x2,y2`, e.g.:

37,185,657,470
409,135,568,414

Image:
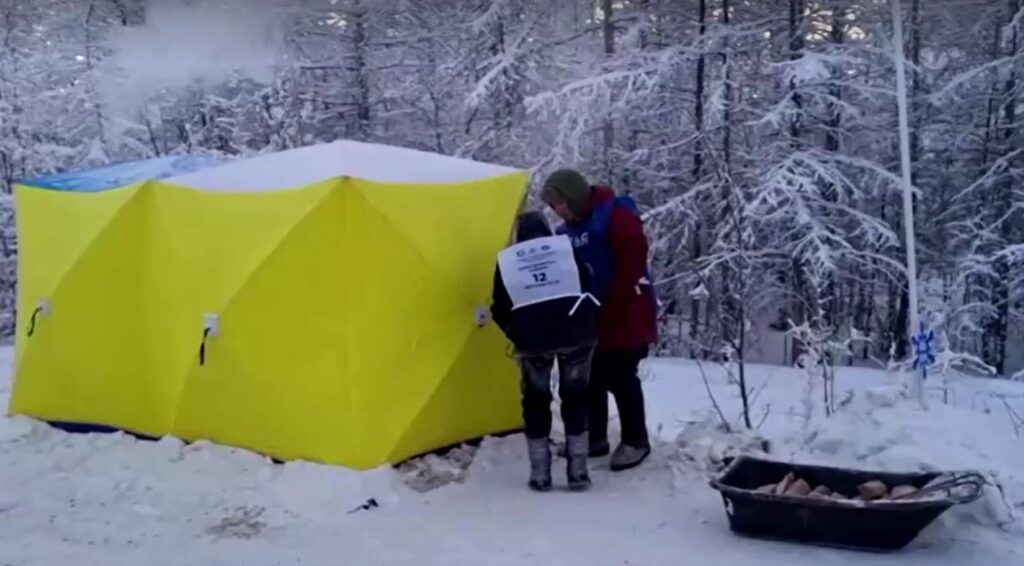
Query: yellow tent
8,141,528,470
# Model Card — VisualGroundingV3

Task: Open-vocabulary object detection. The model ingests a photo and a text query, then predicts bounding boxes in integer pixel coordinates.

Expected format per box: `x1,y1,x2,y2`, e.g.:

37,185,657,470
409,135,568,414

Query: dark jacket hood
515,211,553,242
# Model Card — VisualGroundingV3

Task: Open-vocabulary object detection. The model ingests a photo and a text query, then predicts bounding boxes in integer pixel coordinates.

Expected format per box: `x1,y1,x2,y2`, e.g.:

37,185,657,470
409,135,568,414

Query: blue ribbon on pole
911,321,936,379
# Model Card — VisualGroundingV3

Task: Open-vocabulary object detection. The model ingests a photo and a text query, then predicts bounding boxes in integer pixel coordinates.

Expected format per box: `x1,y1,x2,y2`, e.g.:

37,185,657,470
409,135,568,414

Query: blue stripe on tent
22,154,223,192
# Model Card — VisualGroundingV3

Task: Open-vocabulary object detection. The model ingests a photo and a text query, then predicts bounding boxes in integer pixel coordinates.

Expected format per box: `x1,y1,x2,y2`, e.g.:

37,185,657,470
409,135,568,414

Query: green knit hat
541,168,592,216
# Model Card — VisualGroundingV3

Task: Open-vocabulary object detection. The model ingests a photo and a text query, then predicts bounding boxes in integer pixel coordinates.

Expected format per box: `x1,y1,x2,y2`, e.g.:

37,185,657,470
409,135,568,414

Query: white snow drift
2,348,1023,565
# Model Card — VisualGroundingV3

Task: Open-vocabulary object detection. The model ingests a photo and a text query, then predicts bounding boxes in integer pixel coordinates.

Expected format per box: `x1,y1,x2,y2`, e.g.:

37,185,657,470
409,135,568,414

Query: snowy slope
2,347,1023,565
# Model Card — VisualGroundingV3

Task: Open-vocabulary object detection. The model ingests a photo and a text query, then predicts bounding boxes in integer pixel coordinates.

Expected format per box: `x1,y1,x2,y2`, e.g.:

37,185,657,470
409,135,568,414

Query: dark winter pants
590,347,650,449
518,346,595,440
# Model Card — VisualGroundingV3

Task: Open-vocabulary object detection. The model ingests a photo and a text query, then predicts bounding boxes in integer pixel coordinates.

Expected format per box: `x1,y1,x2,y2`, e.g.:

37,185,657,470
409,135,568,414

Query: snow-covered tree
0,0,1020,377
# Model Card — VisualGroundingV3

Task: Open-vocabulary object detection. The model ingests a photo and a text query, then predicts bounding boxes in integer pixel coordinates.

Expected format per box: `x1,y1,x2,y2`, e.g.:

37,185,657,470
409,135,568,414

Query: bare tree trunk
722,2,732,171
892,291,910,360
825,9,843,156
0,2,18,192
693,0,707,183
85,2,108,150
738,298,752,428
822,8,845,329
972,9,1003,367
886,0,920,362
855,262,871,359
621,0,650,194
991,0,1019,375
352,0,371,140
601,0,615,180
719,0,735,350
689,0,708,357
897,0,922,355
788,0,805,143
781,0,806,363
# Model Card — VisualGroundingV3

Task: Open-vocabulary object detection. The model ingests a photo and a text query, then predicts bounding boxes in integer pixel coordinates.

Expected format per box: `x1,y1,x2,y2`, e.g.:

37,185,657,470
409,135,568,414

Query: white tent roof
169,140,522,192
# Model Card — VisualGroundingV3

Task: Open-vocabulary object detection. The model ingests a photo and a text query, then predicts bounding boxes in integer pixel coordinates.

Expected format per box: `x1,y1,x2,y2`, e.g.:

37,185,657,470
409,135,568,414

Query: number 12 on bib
497,235,584,310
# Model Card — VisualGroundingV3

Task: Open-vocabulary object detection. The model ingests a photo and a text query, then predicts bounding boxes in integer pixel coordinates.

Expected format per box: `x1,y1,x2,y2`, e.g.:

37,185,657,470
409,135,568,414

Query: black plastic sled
709,455,984,552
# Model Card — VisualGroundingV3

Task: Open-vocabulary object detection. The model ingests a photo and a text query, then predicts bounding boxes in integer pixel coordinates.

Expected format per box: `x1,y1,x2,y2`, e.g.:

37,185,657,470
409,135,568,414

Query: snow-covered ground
2,346,1023,565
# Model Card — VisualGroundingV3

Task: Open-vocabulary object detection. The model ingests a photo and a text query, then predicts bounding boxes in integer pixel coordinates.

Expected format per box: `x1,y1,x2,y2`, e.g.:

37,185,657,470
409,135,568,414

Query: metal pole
890,0,924,406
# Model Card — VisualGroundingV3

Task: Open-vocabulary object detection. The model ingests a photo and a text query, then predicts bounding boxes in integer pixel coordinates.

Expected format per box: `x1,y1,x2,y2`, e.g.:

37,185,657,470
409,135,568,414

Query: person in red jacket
541,168,657,471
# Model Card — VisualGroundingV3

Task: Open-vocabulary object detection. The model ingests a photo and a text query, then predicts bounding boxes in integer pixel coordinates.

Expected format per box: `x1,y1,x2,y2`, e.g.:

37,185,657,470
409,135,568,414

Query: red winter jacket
579,186,658,352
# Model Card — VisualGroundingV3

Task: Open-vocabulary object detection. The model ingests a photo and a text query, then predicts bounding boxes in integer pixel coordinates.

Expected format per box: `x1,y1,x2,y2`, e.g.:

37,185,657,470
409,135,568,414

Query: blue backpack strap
561,195,656,309
560,200,614,300
589,198,618,236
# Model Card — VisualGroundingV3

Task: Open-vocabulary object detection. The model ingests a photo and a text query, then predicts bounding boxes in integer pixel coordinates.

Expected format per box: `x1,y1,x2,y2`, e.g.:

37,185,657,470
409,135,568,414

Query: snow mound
785,388,1024,533
667,415,771,475
0,416,407,547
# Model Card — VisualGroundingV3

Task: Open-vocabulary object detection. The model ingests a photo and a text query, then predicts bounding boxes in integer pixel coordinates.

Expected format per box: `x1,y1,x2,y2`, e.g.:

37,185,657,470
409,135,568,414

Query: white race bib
497,235,582,310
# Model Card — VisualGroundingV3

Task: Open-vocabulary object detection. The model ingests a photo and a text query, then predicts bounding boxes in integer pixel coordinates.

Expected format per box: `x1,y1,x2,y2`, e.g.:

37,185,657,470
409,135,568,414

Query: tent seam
13,182,149,374
169,181,339,436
